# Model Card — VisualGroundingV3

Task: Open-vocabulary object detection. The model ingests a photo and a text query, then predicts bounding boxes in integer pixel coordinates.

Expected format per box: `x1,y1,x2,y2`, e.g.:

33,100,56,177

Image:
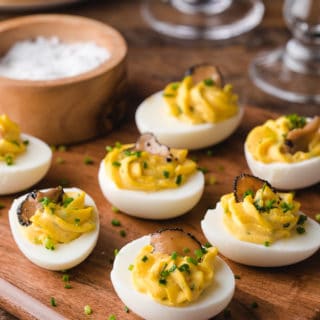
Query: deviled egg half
245,114,320,190
135,64,244,150
98,133,204,219
9,186,99,270
111,228,235,320
0,114,52,195
201,174,320,267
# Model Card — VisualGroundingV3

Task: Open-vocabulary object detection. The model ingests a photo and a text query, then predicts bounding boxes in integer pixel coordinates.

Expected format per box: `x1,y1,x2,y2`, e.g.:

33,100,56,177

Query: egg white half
98,161,204,219
111,235,235,320
201,202,320,267
0,133,52,195
135,91,244,150
244,143,320,190
9,187,100,271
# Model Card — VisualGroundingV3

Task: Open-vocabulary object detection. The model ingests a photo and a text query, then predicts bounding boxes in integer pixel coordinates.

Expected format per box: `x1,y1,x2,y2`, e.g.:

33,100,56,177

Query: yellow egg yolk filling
22,191,96,250
221,185,307,245
131,244,217,306
104,143,197,191
246,115,320,163
0,114,26,165
163,76,238,124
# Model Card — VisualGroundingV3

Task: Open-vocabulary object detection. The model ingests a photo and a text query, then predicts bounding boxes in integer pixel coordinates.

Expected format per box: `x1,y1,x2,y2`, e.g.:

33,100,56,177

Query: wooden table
0,1,319,319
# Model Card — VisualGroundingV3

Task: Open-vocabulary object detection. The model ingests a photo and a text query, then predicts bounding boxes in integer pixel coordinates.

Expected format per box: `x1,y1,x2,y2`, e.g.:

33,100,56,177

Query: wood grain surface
0,1,319,320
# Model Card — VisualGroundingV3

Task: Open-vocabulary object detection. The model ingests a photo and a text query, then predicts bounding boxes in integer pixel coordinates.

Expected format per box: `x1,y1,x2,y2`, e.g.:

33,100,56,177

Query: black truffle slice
17,186,64,226
233,173,273,203
150,228,202,258
135,133,173,162
185,63,223,87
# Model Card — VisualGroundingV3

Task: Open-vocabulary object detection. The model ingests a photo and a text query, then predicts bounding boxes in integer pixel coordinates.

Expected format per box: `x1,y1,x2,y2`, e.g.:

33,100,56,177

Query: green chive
142,255,148,262
5,155,13,165
114,248,119,256
111,206,119,213
74,218,80,225
23,140,29,146
128,264,134,271
111,219,121,227
56,157,65,164
159,278,167,285
44,237,55,250
124,305,130,313
106,146,113,152
115,141,122,148
112,161,121,167
163,93,175,98
39,197,51,206
178,263,190,273
163,170,170,178
84,156,94,165
297,215,307,225
175,174,182,185
84,305,92,315
283,222,290,228
50,297,57,307
296,226,305,234
204,242,212,248
143,161,148,169
183,247,190,254
171,83,179,90
316,214,320,222
243,189,254,199
171,252,178,260
197,167,209,174
264,241,270,247
63,197,74,207
234,274,241,279
62,274,69,282
203,78,214,86
64,284,72,289
0,203,5,209
187,257,198,265
119,230,126,237
58,145,66,152
108,315,116,320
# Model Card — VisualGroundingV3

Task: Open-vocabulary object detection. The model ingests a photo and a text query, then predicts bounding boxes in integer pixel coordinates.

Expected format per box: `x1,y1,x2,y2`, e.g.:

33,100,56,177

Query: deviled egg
201,174,320,267
0,114,52,195
9,186,99,270
111,228,235,320
135,64,244,150
98,133,204,219
245,114,320,190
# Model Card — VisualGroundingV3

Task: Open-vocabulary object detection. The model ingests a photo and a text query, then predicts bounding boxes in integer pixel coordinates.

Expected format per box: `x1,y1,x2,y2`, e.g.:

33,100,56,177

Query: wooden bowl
0,14,127,145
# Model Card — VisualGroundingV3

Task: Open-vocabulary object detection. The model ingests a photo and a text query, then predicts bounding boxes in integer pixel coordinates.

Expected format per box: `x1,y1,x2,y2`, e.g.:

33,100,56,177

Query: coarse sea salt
0,36,111,81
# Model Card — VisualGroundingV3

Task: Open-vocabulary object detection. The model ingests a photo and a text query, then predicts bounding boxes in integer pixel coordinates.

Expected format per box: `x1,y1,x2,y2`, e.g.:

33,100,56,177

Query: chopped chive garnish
114,248,119,256
171,252,178,260
115,142,122,148
108,315,116,320
143,161,148,169
44,237,55,250
63,197,74,207
194,249,205,260
171,83,179,90
111,206,119,213
243,189,254,199
106,146,113,152
111,219,121,227
62,274,69,282
183,247,190,254
74,218,80,225
281,202,294,213
296,226,305,234
39,197,51,206
208,175,217,185
159,278,167,285
64,284,72,289
204,242,212,248
142,255,148,262
84,305,92,315
187,257,198,265
297,215,307,225
175,174,182,185
316,214,320,222
128,264,134,271
112,161,121,167
234,274,241,279
124,305,130,313
197,166,209,174
50,297,57,307
206,149,213,156
58,145,67,152
163,170,170,178
119,230,126,237
264,241,270,247
178,263,190,273
23,140,29,145
84,156,94,165
203,78,214,86
5,155,13,165
283,222,290,228
163,93,175,98
56,157,65,164
0,203,5,209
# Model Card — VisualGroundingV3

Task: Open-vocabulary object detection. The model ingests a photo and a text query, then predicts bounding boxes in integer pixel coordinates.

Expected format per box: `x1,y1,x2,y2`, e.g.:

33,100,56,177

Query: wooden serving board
0,106,319,320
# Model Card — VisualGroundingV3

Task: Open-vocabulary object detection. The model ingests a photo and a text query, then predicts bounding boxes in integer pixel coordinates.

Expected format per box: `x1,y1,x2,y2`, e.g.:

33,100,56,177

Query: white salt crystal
0,36,111,81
